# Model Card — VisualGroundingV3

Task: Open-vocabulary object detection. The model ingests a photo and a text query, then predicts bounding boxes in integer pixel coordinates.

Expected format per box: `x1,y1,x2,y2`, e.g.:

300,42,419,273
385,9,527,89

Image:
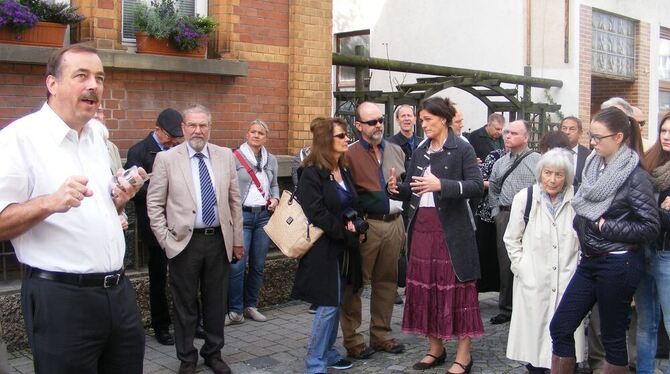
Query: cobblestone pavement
8,291,661,373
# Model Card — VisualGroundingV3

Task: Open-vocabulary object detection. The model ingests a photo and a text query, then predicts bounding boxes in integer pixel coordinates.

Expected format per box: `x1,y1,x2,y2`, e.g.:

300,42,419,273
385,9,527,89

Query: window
660,28,670,114
121,0,206,43
591,10,636,79
335,30,370,89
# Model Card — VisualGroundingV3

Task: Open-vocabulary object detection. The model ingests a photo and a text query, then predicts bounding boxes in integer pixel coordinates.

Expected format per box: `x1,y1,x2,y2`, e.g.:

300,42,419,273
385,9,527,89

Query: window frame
121,0,208,45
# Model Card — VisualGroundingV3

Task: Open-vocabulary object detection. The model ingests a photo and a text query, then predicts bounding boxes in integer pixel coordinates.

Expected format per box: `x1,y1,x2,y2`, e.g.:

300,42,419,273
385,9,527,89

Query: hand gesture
111,167,148,205
410,173,441,195
49,176,94,213
233,245,245,261
387,167,399,194
662,196,670,210
267,198,279,212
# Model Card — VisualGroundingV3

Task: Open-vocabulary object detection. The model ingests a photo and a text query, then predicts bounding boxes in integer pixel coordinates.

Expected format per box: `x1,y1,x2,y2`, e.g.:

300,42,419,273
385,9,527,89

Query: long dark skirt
401,208,484,340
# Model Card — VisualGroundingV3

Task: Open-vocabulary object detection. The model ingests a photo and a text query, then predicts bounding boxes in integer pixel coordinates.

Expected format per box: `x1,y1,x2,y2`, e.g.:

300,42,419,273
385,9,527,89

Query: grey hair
601,97,634,117
249,119,270,134
182,104,212,124
534,147,575,188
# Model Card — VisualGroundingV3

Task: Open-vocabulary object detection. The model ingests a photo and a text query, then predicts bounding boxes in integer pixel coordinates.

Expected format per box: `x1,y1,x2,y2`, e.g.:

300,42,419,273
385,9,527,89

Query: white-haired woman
504,148,584,372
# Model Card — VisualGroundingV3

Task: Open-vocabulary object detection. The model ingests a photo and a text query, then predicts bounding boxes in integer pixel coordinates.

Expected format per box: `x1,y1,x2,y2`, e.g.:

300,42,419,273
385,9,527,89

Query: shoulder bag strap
499,151,534,190
233,149,266,198
523,186,533,226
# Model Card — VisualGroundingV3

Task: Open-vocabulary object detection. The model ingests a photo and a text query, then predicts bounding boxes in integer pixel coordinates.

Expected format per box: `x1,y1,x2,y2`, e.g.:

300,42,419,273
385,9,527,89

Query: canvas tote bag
264,189,323,259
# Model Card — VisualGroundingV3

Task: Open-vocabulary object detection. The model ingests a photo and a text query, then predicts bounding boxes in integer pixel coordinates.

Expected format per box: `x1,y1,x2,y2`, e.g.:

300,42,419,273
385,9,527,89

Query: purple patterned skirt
401,207,484,340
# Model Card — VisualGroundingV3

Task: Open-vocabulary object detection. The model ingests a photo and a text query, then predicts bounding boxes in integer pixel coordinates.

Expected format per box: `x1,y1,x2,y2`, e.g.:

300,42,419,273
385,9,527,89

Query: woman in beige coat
504,148,585,372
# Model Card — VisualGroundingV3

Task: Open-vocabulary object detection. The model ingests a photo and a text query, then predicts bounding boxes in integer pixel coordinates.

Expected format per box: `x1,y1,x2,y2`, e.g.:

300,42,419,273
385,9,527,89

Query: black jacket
291,166,361,306
389,130,484,282
656,189,670,250
574,144,590,190
125,132,163,244
465,126,503,161
573,167,660,256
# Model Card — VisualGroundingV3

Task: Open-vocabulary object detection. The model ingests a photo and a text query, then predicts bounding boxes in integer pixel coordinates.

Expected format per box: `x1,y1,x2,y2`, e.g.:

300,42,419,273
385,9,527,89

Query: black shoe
195,324,206,339
204,355,231,374
155,329,174,345
394,293,404,305
490,313,511,324
307,304,317,314
178,361,196,374
328,359,353,370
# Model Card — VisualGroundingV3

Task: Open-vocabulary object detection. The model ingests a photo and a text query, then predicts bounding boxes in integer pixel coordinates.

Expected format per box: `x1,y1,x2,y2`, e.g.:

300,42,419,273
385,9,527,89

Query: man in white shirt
560,116,590,190
0,44,147,373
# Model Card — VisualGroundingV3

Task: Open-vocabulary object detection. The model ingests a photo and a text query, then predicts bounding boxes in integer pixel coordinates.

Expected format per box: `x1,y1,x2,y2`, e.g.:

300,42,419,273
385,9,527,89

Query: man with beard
147,104,244,374
0,44,147,373
341,102,407,359
125,108,184,345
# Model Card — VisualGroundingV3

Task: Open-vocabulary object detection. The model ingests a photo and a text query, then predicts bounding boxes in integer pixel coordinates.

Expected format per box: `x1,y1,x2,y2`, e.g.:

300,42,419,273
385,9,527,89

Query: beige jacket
147,142,243,260
504,184,585,368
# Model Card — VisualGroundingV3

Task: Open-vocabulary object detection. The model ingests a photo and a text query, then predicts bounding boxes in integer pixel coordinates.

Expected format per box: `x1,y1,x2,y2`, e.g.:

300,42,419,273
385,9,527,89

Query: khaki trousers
340,216,405,349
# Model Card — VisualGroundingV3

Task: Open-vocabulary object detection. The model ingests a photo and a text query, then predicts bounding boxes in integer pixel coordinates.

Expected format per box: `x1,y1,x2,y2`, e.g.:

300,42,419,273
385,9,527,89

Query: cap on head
157,108,184,137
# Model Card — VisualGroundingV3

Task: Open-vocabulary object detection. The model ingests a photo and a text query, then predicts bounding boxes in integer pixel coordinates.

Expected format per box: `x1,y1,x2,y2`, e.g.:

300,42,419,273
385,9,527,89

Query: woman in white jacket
504,148,585,372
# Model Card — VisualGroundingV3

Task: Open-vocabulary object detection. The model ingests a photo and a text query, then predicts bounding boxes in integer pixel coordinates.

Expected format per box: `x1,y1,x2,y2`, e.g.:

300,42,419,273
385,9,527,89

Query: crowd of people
1,44,670,374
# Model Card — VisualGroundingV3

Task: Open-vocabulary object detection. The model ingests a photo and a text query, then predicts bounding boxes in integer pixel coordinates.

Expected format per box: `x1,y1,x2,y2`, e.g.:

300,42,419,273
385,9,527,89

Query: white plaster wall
333,0,670,139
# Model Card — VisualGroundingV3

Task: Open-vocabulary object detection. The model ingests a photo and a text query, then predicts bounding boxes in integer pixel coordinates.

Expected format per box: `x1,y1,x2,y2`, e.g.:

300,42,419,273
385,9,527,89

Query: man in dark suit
560,116,589,190
465,113,505,162
125,108,183,345
147,104,244,374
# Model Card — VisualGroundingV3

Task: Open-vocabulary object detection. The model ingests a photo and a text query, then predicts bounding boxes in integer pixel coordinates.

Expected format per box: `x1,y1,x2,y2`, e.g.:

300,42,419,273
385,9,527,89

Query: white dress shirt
0,103,124,273
186,143,221,228
572,144,579,174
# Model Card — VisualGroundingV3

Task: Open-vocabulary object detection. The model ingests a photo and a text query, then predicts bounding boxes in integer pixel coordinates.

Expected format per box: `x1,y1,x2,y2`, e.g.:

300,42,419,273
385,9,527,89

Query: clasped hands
386,167,441,196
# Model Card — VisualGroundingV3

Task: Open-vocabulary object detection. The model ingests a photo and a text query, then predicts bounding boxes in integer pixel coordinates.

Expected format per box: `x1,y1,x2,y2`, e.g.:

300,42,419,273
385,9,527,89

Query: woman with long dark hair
549,107,660,373
292,117,362,373
387,96,484,374
635,112,670,374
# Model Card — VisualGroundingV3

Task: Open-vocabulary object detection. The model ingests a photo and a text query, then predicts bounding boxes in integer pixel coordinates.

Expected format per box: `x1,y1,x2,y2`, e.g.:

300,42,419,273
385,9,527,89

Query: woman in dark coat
549,107,660,373
387,97,484,374
291,117,361,374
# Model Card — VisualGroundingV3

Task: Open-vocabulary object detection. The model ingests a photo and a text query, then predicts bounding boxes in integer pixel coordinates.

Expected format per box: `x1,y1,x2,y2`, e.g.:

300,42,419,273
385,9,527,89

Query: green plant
18,0,84,25
133,0,217,51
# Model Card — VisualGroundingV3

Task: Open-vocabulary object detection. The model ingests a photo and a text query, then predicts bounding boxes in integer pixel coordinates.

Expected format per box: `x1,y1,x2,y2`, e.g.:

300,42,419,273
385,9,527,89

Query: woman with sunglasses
292,117,362,373
387,97,484,374
549,107,660,373
635,112,670,374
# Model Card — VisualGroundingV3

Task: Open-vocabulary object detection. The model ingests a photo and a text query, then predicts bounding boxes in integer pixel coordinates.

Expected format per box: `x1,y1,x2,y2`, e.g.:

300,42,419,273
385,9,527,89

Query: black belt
193,227,221,236
28,267,125,288
243,205,267,213
499,206,511,212
366,213,400,222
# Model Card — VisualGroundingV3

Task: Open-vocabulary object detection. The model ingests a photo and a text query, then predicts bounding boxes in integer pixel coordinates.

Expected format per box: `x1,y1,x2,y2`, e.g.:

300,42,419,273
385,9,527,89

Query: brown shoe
178,361,196,374
346,343,375,359
372,338,405,354
550,354,576,374
204,355,231,374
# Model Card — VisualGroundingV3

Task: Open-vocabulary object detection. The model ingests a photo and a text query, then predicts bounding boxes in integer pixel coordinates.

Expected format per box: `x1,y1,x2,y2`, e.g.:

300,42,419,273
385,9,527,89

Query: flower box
0,21,66,47
135,32,206,59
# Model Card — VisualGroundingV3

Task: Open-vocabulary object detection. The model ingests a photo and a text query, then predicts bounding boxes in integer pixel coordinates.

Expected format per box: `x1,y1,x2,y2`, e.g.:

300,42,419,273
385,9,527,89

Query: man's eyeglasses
357,117,384,126
333,133,348,139
587,132,618,143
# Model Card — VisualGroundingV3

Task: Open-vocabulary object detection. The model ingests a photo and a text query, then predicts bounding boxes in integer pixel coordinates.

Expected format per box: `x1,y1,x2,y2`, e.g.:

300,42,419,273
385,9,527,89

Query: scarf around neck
651,160,670,192
239,142,268,172
571,145,638,220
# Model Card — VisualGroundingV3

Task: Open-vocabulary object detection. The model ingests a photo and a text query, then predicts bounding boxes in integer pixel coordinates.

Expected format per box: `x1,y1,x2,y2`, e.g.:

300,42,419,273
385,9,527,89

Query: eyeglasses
185,123,209,131
333,133,348,139
357,117,384,126
587,132,618,143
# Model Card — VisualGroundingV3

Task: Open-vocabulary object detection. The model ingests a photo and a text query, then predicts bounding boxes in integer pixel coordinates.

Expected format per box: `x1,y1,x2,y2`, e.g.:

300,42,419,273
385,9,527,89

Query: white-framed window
121,0,207,44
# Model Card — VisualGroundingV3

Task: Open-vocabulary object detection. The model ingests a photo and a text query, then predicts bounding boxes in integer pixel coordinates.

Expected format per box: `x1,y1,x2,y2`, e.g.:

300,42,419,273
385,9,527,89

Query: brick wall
578,4,592,143
0,0,334,158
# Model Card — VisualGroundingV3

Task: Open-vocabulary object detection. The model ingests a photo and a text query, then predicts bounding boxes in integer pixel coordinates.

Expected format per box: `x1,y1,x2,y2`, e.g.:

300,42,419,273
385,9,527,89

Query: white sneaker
224,311,244,326
243,307,267,322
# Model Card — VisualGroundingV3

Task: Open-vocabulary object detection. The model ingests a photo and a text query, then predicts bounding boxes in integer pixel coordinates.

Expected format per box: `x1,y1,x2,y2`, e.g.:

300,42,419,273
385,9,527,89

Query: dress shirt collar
572,144,579,154
42,102,96,145
151,131,165,151
186,141,210,159
359,136,386,151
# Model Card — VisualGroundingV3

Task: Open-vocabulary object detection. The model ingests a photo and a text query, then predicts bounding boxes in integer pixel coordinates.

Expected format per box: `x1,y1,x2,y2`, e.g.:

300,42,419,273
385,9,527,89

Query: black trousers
169,232,228,363
137,205,172,332
494,210,513,313
475,216,500,293
21,275,145,374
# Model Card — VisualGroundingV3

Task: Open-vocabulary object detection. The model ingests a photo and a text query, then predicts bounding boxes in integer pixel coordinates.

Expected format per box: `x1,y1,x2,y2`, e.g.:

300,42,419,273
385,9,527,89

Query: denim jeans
550,251,643,366
635,247,670,374
305,265,345,374
228,210,270,313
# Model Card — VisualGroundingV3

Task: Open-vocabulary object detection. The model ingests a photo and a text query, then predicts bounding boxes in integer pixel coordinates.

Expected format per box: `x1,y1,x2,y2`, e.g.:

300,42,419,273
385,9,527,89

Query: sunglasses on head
358,117,384,126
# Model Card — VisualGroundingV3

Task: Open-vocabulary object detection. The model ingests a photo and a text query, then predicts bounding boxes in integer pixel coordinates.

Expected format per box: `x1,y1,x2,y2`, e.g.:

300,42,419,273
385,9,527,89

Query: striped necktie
194,152,217,226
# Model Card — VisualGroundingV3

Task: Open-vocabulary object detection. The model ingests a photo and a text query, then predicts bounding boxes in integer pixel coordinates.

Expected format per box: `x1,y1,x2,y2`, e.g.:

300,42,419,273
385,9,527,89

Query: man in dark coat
465,113,505,162
388,104,422,172
125,108,183,345
560,116,590,191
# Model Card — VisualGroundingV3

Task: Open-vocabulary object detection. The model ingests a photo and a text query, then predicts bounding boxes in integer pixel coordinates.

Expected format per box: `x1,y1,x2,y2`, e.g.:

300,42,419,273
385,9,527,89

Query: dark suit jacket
466,126,503,161
125,132,163,245
574,144,590,190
